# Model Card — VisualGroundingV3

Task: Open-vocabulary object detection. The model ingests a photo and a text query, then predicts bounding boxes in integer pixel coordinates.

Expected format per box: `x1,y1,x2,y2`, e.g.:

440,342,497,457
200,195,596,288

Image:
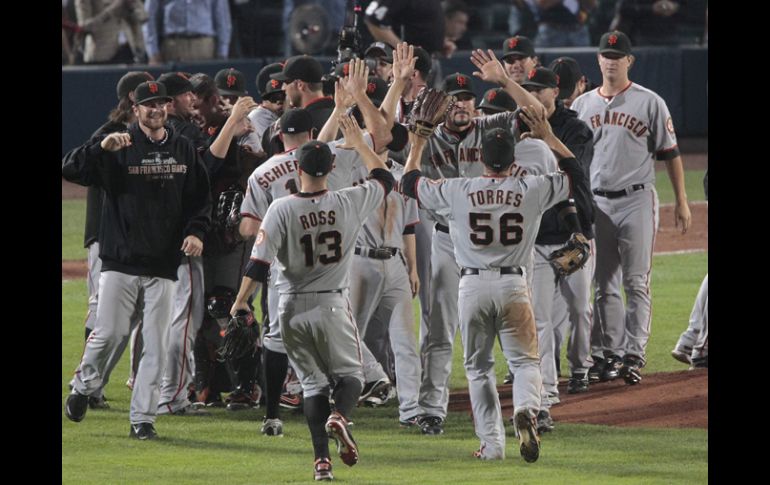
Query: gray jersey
241,106,280,153
571,83,678,191
251,180,387,293
414,173,571,269
352,162,419,250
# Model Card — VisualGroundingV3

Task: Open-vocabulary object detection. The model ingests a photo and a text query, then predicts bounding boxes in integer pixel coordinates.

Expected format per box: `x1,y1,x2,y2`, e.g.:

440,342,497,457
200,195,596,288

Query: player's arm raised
344,58,393,150
470,49,543,113
317,80,354,142
380,42,416,126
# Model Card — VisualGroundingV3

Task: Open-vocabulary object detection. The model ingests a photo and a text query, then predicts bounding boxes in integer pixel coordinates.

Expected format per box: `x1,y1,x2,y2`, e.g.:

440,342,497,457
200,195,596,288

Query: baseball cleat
65,391,89,422
620,355,643,385
261,417,284,436
280,392,302,409
600,354,623,381
670,346,693,365
314,457,333,481
587,357,605,383
363,381,393,407
88,395,110,409
129,422,158,440
399,415,421,428
359,378,390,403
514,411,541,463
326,412,359,466
419,415,444,435
567,372,589,394
536,410,554,434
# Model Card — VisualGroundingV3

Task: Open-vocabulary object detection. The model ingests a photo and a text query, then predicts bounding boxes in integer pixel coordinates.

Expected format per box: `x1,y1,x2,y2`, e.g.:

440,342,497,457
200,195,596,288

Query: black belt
164,33,210,40
592,184,645,199
461,266,523,277
354,246,398,260
286,288,342,295
435,223,450,234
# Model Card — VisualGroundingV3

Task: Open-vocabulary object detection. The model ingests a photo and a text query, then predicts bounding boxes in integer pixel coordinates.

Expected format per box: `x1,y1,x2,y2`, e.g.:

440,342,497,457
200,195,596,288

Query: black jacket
62,123,212,280
536,101,596,245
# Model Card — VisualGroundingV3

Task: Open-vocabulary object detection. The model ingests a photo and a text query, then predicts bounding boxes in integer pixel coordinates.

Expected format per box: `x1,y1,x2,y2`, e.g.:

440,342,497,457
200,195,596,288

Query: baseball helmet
207,286,237,319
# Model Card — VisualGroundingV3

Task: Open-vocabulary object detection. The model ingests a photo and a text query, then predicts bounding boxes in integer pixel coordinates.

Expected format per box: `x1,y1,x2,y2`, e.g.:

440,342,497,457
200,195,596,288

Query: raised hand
392,42,416,83
100,132,132,151
334,80,354,110
341,58,369,97
470,49,509,86
519,104,554,141
337,114,366,150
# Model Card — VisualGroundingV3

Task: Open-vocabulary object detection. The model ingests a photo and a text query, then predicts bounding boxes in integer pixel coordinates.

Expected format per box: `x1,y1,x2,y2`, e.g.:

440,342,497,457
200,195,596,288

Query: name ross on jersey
588,111,649,137
468,189,522,208
300,210,337,230
258,159,298,189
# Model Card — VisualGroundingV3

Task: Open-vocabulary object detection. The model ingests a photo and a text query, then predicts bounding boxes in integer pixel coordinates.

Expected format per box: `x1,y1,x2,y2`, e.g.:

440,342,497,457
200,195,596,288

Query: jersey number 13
300,231,342,266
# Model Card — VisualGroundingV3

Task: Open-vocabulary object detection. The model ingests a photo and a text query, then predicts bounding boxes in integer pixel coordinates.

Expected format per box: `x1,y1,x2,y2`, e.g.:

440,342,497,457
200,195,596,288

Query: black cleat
600,354,623,382
567,372,589,394
514,411,541,463
65,391,89,422
536,410,554,434
620,355,643,385
419,415,444,435
88,395,110,409
587,357,605,383
129,422,158,440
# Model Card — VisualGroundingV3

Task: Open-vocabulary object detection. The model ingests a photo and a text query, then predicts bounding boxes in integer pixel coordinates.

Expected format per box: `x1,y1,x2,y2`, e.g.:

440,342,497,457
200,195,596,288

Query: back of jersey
241,149,302,221
252,179,387,293
433,174,571,269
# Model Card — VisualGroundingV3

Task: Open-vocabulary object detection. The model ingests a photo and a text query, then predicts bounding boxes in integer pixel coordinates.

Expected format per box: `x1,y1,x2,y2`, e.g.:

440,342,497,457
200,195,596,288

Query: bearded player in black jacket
63,81,211,440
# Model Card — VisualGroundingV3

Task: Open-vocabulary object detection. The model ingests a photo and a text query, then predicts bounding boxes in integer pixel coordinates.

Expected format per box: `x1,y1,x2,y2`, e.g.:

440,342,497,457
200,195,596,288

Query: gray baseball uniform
250,176,389,398
240,135,372,354
673,274,708,364
348,162,422,421
241,106,280,153
571,82,678,364
406,168,572,459
417,111,556,420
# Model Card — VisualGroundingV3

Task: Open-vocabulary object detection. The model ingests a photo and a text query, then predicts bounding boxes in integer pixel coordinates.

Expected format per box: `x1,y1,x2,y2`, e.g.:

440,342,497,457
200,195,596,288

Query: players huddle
64,30,691,481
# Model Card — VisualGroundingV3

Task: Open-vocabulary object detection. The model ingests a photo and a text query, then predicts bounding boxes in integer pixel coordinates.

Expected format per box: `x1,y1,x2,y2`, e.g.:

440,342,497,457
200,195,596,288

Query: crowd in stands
62,0,707,66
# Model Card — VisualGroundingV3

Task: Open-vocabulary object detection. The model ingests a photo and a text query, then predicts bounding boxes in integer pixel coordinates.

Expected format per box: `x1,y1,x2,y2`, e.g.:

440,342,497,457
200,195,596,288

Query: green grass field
62,250,707,484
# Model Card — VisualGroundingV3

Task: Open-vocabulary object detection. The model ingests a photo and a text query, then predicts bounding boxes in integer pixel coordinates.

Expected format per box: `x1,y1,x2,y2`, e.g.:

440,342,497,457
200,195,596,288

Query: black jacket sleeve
561,120,596,231
61,139,114,189
557,156,592,234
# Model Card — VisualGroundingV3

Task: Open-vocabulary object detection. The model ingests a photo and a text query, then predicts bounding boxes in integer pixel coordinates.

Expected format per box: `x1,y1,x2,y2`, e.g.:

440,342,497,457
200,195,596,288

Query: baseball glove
407,87,454,138
218,310,260,361
214,187,245,252
547,233,590,276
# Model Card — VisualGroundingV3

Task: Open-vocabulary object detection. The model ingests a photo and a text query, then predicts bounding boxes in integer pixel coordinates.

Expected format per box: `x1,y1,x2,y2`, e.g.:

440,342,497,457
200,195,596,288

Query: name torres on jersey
588,110,649,137
468,189,523,208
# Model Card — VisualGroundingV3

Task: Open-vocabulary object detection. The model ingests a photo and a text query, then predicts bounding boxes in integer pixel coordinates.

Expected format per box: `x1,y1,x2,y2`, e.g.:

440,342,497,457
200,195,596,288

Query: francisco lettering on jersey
589,111,649,137
129,153,188,180
468,190,522,208
299,210,337,230
430,147,483,167
258,159,299,189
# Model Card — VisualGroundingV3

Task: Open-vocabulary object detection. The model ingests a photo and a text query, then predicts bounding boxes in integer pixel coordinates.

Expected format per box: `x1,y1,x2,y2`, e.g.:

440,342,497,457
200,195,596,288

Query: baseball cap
502,36,535,61
271,55,324,83
116,71,154,100
413,47,433,77
482,128,516,172
157,72,193,97
442,72,475,97
215,68,248,97
548,57,582,100
521,67,559,90
364,42,394,63
256,62,284,97
133,81,172,105
333,61,352,78
279,108,313,134
365,76,389,105
599,31,632,57
478,88,517,113
387,122,409,152
298,140,334,177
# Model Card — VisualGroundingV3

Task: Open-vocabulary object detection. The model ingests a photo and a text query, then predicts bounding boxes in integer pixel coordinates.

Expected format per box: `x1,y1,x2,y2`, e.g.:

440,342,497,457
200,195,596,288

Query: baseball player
501,36,539,85
77,71,153,410
520,67,596,434
240,62,285,155
411,49,549,436
230,115,396,481
571,31,691,385
401,104,591,461
63,81,212,440
364,41,395,82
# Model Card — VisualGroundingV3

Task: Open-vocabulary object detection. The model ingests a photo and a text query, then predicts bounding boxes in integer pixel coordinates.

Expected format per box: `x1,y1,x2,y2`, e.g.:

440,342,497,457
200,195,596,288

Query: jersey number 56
469,213,523,246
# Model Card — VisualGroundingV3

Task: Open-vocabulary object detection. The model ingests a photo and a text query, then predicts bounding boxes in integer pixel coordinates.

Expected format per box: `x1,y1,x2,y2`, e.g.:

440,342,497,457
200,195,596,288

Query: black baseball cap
364,42,394,63
271,55,324,83
280,108,313,134
298,140,334,177
521,67,559,90
133,81,172,105
157,72,194,97
256,62,284,97
117,71,154,100
599,31,632,57
387,122,409,151
365,76,389,105
478,88,517,113
548,57,582,100
413,47,433,77
482,128,516,172
502,36,535,61
442,72,475,97
215,68,248,97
